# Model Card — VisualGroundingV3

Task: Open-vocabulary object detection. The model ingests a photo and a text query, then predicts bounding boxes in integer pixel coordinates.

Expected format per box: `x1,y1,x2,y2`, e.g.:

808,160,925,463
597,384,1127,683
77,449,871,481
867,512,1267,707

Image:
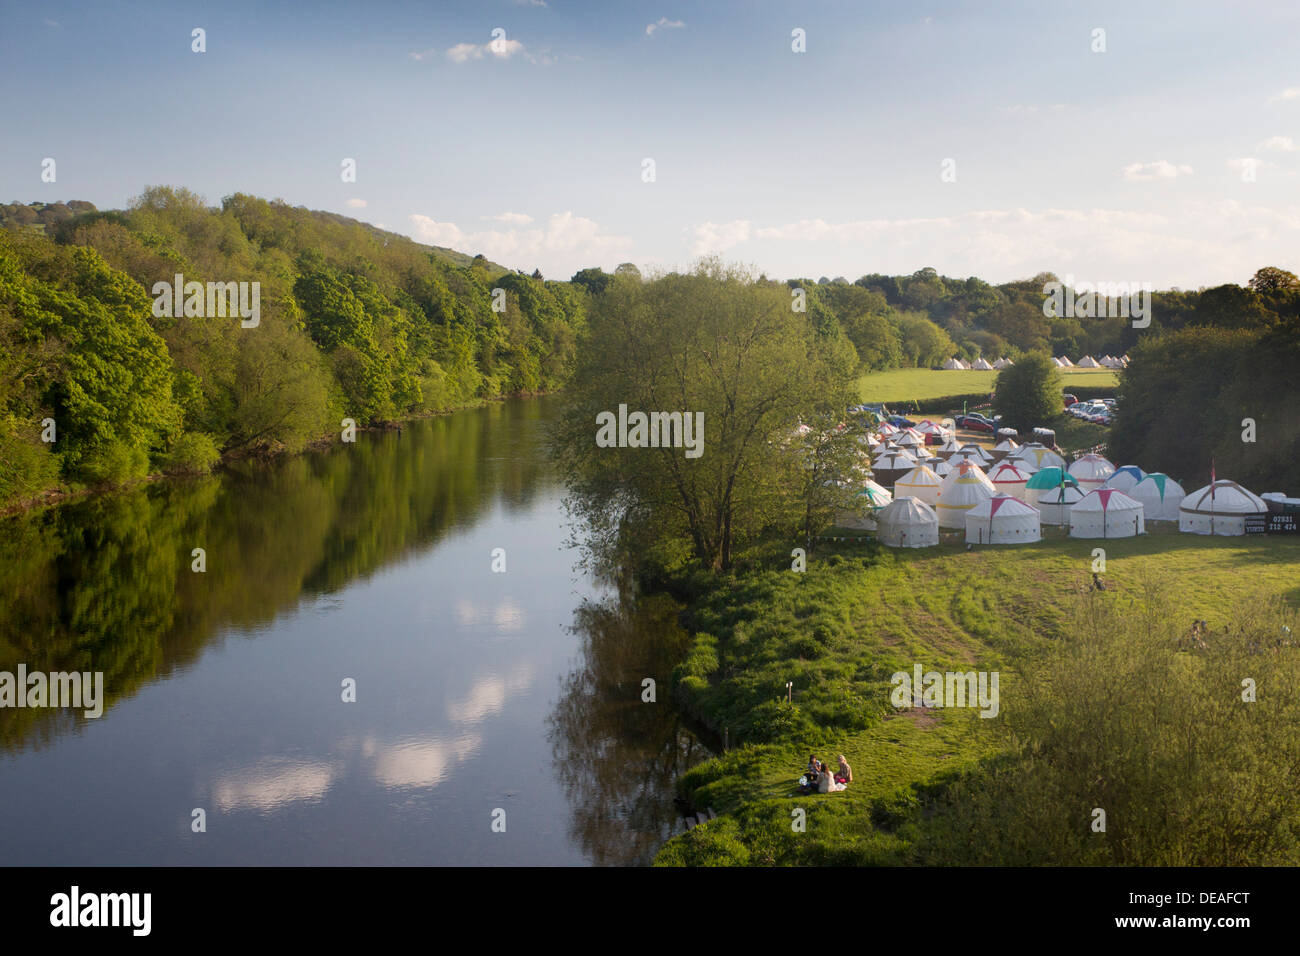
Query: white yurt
993,357,1013,369
1051,357,1064,368
1011,443,1067,472
930,456,954,478
942,357,964,370
877,422,899,439
894,464,943,506
971,357,994,371
1178,480,1268,536
1036,484,1085,527
988,460,1034,500
1129,473,1184,521
1069,489,1145,538
965,493,1042,545
872,449,919,488
915,420,945,441
1067,453,1116,493
935,435,963,459
949,444,993,468
1077,355,1100,368
1057,355,1075,367
835,480,893,531
895,431,923,451
877,496,941,548
935,462,995,529
1102,465,1146,494
990,437,1020,462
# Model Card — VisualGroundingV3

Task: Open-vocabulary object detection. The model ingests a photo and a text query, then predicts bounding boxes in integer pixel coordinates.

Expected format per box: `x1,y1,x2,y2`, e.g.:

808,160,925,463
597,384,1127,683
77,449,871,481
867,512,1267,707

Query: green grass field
856,367,1119,404
655,529,1300,865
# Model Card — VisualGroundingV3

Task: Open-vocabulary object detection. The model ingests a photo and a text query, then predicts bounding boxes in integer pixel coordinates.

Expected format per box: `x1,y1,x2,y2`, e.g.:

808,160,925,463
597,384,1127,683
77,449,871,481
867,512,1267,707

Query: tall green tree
556,260,858,572
993,352,1062,434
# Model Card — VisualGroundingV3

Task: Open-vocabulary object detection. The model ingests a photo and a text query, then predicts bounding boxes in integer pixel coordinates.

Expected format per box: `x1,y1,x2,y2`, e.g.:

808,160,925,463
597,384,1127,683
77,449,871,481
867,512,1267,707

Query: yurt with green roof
1130,473,1184,521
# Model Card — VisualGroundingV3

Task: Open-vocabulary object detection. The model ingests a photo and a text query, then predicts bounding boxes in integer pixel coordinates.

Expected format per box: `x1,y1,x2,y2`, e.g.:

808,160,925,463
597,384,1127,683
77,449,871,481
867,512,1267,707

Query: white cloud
686,202,1300,289
1258,135,1299,152
408,211,631,274
444,37,551,64
43,18,59,28
646,17,685,37
408,48,437,61
409,215,464,247
1228,157,1277,172
515,0,548,5
345,198,367,208
487,211,534,224
447,42,487,63
1120,160,1193,180
1270,87,1300,102
689,219,752,254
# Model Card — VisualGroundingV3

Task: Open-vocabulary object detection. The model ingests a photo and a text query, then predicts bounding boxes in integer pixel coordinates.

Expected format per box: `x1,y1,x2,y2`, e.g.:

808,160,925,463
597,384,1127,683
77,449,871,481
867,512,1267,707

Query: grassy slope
655,528,1300,865
856,368,1118,404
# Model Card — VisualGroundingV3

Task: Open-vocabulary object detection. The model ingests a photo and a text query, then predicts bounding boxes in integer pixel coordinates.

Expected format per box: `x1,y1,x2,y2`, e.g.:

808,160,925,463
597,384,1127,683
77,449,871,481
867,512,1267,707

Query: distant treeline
0,188,587,505
787,265,1300,373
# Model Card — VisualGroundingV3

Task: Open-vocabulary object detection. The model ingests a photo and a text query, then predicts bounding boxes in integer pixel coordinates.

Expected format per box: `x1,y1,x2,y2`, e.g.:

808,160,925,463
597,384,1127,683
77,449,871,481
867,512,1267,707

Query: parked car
955,413,996,433
1063,393,1078,408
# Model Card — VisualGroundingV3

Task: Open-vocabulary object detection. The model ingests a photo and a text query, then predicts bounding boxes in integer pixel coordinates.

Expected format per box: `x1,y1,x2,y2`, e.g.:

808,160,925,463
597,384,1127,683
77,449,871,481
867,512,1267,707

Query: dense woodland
2,189,1298,507
0,188,586,505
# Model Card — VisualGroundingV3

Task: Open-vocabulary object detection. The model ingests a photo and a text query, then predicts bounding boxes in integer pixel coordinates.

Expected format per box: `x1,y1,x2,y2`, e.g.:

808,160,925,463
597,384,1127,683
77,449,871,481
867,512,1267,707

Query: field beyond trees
856,367,1118,405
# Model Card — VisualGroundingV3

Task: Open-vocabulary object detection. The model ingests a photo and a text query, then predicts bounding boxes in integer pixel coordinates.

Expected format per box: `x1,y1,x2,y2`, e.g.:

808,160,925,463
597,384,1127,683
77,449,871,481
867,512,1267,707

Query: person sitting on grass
819,762,846,793
835,755,852,786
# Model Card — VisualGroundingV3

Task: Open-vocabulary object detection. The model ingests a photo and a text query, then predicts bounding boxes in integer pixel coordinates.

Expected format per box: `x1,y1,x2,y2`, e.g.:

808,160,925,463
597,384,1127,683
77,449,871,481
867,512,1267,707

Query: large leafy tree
556,260,858,572
993,351,1062,434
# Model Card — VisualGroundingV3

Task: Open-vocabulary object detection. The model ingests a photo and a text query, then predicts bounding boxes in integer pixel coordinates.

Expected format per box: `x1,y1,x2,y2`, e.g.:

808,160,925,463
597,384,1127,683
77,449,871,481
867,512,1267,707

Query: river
0,396,710,866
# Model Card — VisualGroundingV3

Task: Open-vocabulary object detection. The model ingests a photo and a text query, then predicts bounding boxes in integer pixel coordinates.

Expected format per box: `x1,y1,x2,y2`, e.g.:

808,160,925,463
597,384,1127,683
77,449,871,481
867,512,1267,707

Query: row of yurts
839,419,1284,548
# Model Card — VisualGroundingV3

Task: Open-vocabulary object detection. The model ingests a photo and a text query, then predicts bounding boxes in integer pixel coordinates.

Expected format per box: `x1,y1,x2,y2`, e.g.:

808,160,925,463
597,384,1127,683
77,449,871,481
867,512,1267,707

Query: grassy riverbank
655,529,1300,865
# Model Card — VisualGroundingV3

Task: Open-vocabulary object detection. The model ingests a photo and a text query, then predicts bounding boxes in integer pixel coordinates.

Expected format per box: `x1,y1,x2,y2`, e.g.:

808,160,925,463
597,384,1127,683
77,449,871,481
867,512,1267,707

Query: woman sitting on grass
818,760,846,793
835,755,852,786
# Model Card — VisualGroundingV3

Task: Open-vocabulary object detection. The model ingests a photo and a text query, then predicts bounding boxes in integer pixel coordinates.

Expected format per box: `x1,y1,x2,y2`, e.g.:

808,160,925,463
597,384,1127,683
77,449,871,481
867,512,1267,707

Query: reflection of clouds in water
445,663,534,725
369,733,482,790
493,598,524,632
212,757,337,813
210,664,534,806
454,600,477,628
452,597,526,633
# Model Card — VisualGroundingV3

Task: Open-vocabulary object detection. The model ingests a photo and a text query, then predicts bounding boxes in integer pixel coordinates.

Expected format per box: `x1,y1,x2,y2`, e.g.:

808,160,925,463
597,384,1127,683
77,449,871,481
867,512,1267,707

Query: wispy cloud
486,212,534,224
689,220,752,255
1121,160,1193,180
1270,87,1300,102
345,198,367,209
442,36,555,65
688,203,1300,287
646,17,685,37
1258,135,1299,152
409,211,631,272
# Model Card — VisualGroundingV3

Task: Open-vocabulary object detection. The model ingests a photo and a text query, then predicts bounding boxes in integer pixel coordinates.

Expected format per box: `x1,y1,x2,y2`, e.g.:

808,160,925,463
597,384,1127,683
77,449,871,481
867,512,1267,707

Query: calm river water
0,396,709,865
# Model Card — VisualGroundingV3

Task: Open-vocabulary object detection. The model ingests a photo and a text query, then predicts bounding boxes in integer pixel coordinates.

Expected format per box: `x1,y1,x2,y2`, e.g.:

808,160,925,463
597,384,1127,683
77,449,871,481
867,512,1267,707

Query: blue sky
4,0,1300,286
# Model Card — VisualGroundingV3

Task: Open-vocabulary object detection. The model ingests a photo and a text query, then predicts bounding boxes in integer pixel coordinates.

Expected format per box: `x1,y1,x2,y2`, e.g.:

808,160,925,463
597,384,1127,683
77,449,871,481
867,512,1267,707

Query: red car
954,414,996,433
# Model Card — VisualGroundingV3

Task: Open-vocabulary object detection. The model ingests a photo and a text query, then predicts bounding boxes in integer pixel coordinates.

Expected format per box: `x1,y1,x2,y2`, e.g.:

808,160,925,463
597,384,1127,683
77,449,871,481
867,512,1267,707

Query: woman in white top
818,766,845,793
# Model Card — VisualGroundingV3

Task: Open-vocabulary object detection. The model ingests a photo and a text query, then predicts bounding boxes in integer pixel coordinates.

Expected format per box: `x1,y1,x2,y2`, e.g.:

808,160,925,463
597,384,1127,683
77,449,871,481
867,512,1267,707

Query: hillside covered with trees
0,188,588,506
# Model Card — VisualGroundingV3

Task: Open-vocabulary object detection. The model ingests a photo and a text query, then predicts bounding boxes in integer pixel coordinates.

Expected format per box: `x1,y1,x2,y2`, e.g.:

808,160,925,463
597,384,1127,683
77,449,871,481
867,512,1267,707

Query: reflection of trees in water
548,591,712,866
0,398,554,751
